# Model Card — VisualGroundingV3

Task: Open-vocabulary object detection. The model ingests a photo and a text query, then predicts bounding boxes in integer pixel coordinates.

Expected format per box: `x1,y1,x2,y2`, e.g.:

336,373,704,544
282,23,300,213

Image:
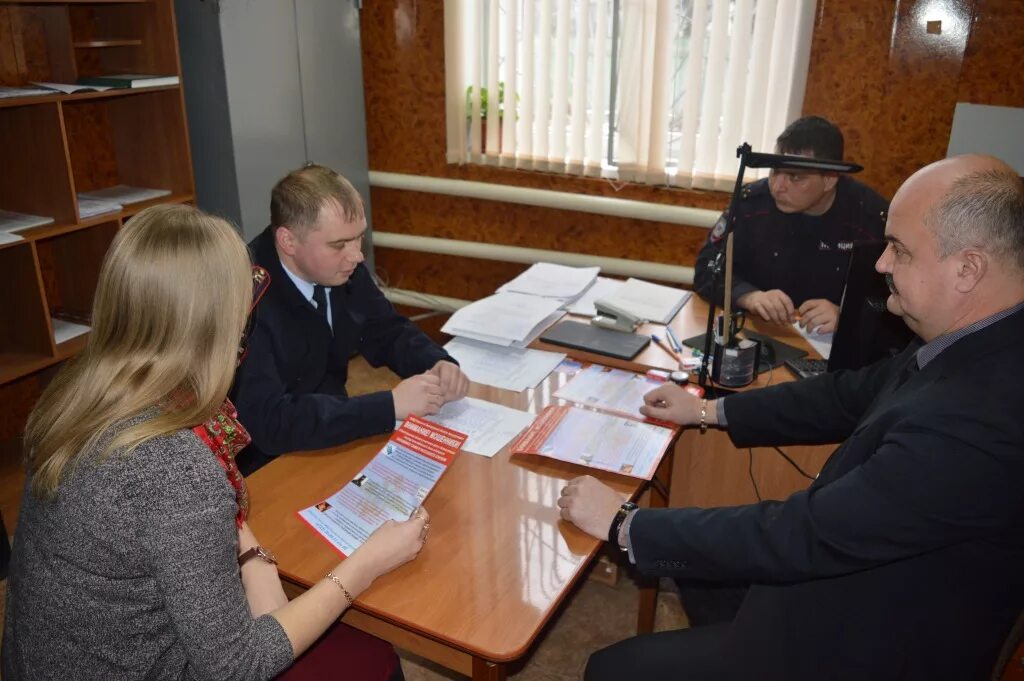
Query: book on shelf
79,185,172,205
77,74,180,89
77,198,122,219
0,85,55,99
0,210,54,233
29,81,114,94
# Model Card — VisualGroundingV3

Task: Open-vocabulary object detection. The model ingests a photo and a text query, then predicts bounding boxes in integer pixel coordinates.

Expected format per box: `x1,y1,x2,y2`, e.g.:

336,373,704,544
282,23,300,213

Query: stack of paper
441,291,565,347
79,185,171,205
77,198,122,218
594,277,691,325
497,262,600,304
566,277,624,316
52,318,90,344
0,85,54,99
444,337,565,391
0,210,54,235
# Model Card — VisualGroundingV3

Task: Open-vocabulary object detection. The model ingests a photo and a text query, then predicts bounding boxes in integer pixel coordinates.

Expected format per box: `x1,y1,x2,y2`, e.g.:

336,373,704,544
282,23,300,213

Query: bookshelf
0,0,194,482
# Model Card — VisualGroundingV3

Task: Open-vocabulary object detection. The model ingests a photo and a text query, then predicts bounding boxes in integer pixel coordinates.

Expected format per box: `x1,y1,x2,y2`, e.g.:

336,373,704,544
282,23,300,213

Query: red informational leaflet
298,415,467,557
511,404,676,480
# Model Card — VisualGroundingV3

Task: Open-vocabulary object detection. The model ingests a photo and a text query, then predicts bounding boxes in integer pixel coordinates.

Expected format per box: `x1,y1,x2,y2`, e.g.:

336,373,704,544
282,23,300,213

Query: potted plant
465,82,512,153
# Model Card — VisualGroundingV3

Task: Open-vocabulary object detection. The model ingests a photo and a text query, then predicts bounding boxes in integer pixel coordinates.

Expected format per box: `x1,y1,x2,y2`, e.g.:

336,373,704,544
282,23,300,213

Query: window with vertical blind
445,0,817,191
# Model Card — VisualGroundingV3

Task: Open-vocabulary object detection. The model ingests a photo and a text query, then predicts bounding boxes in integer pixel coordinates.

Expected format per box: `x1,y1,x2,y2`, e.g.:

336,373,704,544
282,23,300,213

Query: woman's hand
347,507,429,584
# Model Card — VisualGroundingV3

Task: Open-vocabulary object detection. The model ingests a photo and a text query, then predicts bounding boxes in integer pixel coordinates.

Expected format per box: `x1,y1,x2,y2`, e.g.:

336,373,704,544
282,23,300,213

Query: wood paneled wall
360,0,1024,307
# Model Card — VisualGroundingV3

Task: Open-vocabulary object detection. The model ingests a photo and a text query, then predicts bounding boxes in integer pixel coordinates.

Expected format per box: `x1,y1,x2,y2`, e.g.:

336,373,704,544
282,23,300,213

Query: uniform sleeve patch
710,214,728,243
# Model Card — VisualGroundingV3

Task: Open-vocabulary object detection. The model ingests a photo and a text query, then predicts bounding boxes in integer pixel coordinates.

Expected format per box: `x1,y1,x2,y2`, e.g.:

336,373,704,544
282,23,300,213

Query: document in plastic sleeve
298,416,468,557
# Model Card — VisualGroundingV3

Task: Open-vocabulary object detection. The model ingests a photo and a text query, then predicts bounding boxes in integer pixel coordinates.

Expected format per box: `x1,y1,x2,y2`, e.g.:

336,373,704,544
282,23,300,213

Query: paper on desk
298,416,466,557
566,277,624,316
792,322,833,360
512,405,675,480
444,337,565,392
442,292,565,347
420,397,535,458
0,231,23,245
595,278,691,325
497,262,600,300
554,365,664,420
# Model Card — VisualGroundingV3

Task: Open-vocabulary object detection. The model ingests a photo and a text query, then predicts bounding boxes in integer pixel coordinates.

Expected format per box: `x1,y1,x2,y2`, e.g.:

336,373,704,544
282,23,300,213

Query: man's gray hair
928,169,1024,272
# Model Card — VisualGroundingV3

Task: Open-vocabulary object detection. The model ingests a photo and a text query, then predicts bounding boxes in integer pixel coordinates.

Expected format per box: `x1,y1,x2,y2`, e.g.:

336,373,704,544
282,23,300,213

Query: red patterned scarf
192,398,251,528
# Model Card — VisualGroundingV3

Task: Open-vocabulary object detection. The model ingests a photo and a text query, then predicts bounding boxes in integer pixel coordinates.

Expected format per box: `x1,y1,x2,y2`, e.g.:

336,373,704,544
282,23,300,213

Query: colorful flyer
298,415,467,557
510,405,676,480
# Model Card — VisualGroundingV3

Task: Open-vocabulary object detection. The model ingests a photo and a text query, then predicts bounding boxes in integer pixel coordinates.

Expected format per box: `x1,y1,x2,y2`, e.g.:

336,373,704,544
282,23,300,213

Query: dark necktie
312,285,328,323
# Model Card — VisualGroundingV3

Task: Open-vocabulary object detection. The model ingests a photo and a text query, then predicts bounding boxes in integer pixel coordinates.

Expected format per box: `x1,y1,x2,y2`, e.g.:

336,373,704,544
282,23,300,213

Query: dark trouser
276,621,404,681
674,580,749,627
584,623,731,681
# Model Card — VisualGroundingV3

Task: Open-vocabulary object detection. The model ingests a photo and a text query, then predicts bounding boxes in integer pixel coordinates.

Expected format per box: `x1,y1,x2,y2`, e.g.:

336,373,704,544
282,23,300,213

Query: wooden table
246,374,675,680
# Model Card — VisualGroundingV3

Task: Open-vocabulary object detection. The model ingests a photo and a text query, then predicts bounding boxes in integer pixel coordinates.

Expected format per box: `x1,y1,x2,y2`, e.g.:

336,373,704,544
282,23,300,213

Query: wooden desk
246,375,672,680
535,295,837,505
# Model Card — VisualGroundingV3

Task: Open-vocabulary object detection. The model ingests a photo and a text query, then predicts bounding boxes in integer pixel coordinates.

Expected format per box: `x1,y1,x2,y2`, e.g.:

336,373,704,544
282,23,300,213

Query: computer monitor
827,240,916,372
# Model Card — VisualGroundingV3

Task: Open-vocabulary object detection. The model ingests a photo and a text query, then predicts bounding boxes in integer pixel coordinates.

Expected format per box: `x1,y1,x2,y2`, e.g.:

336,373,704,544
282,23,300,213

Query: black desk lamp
696,143,864,391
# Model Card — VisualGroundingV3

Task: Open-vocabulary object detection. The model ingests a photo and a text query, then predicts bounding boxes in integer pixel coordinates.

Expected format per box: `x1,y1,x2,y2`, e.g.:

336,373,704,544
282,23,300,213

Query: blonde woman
2,205,425,680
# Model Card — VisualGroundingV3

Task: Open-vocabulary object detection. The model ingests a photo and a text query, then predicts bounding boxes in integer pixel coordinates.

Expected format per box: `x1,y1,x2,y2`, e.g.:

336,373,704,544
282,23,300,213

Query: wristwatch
238,545,278,567
608,501,638,551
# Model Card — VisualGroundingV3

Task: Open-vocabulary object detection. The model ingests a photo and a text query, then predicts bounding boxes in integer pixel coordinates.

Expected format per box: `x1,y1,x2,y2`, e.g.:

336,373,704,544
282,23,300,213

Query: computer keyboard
784,357,828,380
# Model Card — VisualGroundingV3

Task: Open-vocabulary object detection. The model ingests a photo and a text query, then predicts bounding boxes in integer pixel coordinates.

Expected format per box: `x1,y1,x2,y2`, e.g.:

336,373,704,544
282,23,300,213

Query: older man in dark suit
232,165,468,475
559,155,1024,681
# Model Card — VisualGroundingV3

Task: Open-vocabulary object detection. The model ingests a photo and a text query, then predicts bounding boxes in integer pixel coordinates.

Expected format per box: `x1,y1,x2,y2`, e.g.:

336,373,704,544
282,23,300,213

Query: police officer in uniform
694,116,888,333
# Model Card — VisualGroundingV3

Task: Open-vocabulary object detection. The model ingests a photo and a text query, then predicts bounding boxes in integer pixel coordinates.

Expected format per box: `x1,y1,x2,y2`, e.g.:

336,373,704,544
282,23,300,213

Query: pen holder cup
711,338,761,388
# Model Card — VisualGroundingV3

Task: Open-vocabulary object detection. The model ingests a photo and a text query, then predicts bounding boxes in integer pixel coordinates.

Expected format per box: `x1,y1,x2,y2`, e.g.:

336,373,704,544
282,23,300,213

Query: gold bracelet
699,399,708,434
325,571,354,607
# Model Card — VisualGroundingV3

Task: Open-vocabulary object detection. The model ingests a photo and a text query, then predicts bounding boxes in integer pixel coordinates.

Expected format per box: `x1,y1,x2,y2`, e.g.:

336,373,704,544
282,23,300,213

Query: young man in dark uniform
694,116,889,333
231,165,469,475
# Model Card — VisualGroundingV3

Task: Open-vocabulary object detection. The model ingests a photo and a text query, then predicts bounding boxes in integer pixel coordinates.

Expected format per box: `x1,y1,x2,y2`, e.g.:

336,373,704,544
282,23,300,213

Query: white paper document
52,318,90,344
0,232,23,245
442,291,565,347
79,185,171,205
77,198,122,218
420,397,535,458
0,209,54,233
30,81,115,94
554,365,664,420
793,322,833,360
443,337,565,392
595,278,691,325
497,262,600,300
566,277,624,316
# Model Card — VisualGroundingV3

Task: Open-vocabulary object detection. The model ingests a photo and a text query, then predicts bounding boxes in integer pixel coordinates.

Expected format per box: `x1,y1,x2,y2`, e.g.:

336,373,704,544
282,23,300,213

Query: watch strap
608,501,638,550
238,545,277,567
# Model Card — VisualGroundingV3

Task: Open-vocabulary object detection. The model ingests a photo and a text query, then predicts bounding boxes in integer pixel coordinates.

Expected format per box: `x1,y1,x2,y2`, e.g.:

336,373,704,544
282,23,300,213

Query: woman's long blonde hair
25,204,252,498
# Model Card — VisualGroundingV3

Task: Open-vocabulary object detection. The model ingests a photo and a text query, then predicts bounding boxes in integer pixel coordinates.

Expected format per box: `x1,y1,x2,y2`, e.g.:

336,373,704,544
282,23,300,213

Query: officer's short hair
271,164,364,237
776,116,844,162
